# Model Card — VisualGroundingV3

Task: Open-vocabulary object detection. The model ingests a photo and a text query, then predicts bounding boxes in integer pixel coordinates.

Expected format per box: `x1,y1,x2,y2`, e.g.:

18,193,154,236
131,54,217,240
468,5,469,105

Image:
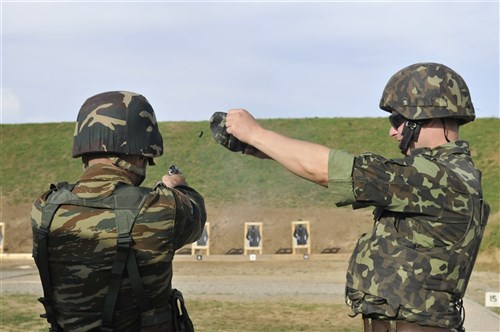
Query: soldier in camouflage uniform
31,91,206,331
213,63,489,331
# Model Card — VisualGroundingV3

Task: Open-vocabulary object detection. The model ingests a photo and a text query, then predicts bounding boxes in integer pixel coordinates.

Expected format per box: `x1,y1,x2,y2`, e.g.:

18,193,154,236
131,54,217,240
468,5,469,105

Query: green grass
1,117,498,244
0,294,47,332
188,299,360,332
0,294,360,332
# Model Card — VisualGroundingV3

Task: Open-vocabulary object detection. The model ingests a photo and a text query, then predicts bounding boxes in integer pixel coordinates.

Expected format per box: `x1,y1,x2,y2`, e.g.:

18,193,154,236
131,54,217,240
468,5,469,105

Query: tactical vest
345,197,490,329
33,182,173,332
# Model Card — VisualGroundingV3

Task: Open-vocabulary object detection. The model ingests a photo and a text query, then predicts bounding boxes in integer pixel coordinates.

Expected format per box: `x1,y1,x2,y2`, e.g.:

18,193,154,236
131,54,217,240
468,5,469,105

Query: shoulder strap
34,182,74,332
101,185,152,331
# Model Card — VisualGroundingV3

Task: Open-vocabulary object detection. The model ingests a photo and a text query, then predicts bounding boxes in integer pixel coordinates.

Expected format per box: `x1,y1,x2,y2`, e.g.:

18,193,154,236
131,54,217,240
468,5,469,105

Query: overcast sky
2,0,499,124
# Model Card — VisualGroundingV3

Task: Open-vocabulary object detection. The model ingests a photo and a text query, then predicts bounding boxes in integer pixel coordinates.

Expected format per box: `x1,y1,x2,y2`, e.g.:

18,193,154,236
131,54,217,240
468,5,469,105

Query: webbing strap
102,249,161,329
399,121,422,154
101,239,130,330
127,249,151,313
34,184,74,332
101,195,150,331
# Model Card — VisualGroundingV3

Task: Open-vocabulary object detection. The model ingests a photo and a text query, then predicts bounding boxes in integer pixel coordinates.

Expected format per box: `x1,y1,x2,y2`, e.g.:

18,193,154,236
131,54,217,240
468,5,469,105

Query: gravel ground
2,254,499,331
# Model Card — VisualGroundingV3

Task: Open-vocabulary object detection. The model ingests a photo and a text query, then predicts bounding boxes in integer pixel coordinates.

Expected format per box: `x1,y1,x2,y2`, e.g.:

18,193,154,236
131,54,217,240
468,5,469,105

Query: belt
363,318,451,332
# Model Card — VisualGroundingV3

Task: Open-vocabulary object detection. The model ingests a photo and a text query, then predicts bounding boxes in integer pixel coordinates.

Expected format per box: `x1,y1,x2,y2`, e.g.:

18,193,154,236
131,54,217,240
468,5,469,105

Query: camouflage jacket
31,163,206,331
328,141,488,329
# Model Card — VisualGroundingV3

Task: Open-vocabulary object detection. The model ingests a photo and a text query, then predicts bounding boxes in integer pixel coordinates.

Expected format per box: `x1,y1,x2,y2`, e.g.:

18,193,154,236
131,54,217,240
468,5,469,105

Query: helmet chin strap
441,118,451,143
399,121,422,155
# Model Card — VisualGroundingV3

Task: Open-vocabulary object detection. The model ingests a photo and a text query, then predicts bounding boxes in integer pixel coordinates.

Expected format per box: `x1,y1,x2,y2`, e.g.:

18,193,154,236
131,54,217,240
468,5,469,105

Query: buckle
37,227,49,239
117,236,133,246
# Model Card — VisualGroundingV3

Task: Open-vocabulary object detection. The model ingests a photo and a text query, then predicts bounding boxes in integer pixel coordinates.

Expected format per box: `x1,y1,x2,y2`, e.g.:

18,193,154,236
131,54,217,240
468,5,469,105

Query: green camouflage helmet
379,63,475,124
72,91,164,159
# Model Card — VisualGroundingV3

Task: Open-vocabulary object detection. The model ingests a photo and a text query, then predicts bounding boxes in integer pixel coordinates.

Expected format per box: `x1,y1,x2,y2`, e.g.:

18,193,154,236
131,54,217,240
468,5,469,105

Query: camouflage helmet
72,91,163,159
379,63,475,124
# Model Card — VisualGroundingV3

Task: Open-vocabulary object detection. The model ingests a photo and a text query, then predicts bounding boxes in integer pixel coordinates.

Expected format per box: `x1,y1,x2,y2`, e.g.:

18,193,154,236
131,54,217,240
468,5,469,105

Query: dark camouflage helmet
379,63,475,124
72,91,163,159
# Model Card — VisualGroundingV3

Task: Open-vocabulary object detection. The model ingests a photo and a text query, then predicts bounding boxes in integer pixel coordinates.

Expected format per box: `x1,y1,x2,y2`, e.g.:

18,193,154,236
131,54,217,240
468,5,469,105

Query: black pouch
171,289,195,332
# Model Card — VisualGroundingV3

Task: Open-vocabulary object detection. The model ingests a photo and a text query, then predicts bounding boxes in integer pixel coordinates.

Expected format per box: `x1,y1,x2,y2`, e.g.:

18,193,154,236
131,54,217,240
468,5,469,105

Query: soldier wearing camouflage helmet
212,63,489,331
31,91,206,331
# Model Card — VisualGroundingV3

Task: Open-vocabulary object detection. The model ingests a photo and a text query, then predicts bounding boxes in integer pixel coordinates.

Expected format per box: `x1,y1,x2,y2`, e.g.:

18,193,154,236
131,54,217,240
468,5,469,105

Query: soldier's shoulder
32,183,63,208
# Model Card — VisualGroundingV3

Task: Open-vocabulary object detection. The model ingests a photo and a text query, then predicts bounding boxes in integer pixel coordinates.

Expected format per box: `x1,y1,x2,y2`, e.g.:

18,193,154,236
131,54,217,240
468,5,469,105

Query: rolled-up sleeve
328,149,356,207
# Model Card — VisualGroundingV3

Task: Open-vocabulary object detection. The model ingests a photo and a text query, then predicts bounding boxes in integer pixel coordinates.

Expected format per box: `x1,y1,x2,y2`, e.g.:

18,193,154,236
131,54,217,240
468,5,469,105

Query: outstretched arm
225,109,330,187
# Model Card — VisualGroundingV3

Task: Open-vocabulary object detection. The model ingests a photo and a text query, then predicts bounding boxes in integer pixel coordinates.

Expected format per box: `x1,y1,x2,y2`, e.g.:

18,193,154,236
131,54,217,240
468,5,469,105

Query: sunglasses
389,113,406,129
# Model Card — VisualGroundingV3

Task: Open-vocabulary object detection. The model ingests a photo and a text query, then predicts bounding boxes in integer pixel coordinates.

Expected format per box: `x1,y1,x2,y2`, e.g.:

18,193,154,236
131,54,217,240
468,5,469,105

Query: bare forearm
249,127,330,186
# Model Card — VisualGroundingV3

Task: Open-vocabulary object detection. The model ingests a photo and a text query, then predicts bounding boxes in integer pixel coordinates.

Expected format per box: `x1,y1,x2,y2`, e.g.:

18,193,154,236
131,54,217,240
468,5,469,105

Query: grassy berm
1,117,498,254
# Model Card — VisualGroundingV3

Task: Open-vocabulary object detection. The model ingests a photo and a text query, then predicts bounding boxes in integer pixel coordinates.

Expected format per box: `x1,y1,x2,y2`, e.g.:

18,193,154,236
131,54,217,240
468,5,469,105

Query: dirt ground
3,202,372,255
